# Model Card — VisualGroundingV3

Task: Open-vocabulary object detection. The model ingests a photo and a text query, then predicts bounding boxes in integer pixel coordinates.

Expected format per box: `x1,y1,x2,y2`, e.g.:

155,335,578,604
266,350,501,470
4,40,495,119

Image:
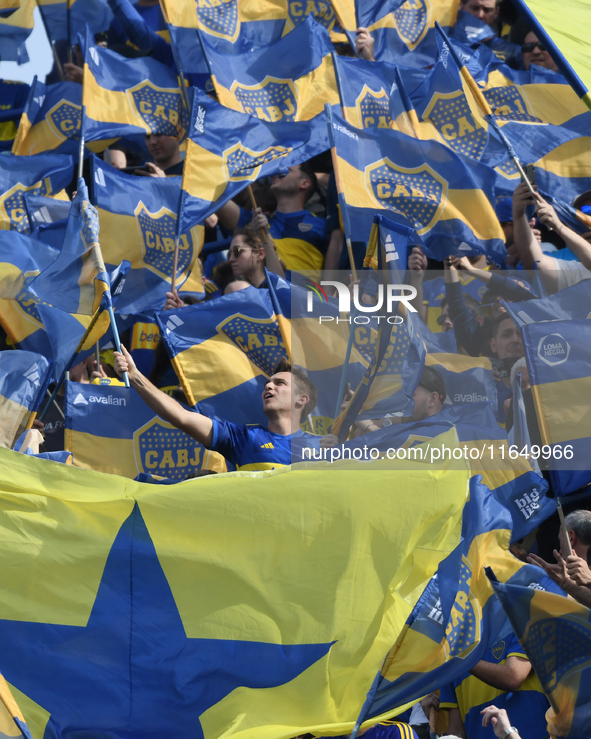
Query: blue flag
328,109,506,263
38,0,112,41
520,318,591,495
489,568,591,739
0,1,34,63
0,350,52,448
178,88,319,234
0,152,73,234
65,381,226,479
82,27,189,142
362,475,564,722
91,157,204,314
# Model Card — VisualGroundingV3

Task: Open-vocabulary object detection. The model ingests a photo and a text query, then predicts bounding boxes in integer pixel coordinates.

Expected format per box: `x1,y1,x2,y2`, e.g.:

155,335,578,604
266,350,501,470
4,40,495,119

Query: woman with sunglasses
227,208,285,289
521,32,558,72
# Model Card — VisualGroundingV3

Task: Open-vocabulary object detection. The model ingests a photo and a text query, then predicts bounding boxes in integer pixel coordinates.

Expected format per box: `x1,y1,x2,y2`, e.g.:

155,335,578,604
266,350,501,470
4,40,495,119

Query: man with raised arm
113,349,319,470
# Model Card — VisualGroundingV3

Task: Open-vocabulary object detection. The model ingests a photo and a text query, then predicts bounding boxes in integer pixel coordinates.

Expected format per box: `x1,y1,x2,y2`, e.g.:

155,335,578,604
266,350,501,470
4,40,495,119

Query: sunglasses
580,205,591,215
228,245,258,259
521,41,546,54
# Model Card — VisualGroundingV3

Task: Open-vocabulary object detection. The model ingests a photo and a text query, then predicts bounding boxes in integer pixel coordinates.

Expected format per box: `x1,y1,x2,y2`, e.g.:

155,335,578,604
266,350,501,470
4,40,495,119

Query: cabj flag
328,109,505,264
333,55,430,137
0,152,72,234
65,381,226,479
0,432,470,738
203,15,338,125
91,157,204,314
505,280,591,326
0,0,34,63
340,0,457,69
0,350,51,449
178,89,314,235
82,27,188,142
330,0,406,30
24,192,70,229
12,77,110,157
358,474,564,723
521,318,591,496
489,568,591,739
364,214,418,276
37,0,112,41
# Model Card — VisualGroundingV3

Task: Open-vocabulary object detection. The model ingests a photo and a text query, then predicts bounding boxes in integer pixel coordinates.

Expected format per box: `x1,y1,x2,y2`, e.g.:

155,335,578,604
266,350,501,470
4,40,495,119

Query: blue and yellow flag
0,435,469,738
24,192,70,229
177,89,315,235
0,673,32,739
338,0,458,68
12,77,110,157
203,15,339,124
338,401,553,539
489,568,591,739
0,230,59,301
328,109,505,263
409,34,591,184
0,350,51,449
330,0,406,30
0,0,34,63
91,157,204,313
0,152,72,234
65,381,226,478
357,474,564,725
333,55,431,136
82,28,188,143
37,0,112,41
520,318,591,496
26,180,112,316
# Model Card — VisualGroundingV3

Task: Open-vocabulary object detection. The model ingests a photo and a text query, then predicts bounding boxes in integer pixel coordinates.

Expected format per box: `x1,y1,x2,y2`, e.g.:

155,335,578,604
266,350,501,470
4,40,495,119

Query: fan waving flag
177,89,317,235
328,108,505,264
82,28,189,143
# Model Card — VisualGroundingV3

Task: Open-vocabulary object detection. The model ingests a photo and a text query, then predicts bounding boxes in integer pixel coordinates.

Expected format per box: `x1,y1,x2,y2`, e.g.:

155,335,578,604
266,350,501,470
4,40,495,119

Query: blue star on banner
0,504,334,737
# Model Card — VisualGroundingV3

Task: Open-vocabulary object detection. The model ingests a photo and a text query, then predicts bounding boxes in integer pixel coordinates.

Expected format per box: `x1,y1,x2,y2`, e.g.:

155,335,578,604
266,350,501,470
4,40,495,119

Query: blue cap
495,197,513,223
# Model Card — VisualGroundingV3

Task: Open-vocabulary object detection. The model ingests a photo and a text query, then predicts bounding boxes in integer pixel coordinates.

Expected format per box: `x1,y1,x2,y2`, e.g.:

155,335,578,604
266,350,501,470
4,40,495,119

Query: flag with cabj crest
82,27,189,143
202,16,339,125
0,153,72,234
327,108,505,263
65,381,227,479
12,78,110,157
519,317,591,496
177,89,319,235
489,568,591,739
91,157,204,313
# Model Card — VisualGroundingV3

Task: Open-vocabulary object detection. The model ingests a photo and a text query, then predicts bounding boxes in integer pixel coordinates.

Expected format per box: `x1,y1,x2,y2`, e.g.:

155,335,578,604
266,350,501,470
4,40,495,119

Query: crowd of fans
1,0,591,736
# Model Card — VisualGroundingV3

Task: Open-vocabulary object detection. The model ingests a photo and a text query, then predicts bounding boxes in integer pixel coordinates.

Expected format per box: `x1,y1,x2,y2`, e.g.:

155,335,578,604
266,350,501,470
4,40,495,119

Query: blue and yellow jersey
440,632,549,739
239,207,328,274
210,421,320,471
422,272,489,334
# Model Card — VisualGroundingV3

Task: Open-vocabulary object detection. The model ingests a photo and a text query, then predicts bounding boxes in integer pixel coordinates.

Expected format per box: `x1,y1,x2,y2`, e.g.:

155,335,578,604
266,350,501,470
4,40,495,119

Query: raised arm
114,345,213,447
512,182,559,292
216,200,241,232
252,207,284,278
535,196,591,270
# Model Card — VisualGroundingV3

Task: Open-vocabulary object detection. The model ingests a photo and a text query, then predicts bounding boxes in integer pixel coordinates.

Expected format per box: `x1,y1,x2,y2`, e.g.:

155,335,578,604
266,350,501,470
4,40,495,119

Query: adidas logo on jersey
260,442,274,449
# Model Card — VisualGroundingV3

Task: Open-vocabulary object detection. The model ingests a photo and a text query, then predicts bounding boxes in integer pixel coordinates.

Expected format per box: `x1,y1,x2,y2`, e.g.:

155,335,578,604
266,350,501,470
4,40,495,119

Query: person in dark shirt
136,133,184,176
113,349,320,469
